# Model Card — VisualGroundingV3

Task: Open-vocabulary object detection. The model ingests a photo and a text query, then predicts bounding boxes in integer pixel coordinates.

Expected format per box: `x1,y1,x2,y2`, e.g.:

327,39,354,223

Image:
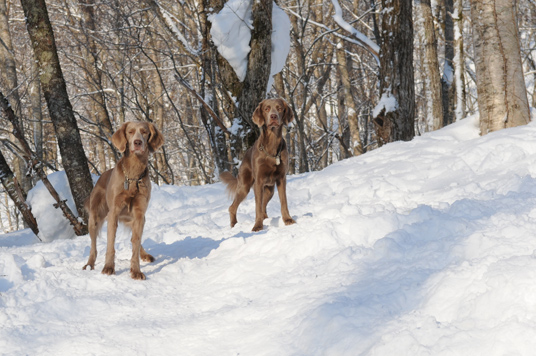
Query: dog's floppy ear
112,122,129,153
281,99,294,126
252,101,265,127
148,123,165,153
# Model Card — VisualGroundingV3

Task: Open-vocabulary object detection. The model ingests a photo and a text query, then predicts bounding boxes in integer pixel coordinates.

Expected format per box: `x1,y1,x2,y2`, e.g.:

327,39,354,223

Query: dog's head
112,121,165,155
252,98,294,130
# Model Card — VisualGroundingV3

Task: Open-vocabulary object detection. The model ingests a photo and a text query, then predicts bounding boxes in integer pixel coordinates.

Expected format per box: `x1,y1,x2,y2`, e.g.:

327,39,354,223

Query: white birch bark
470,0,530,134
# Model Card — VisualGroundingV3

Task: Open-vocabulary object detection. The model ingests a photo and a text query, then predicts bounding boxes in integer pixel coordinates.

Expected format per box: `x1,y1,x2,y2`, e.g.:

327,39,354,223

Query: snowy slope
3,115,536,355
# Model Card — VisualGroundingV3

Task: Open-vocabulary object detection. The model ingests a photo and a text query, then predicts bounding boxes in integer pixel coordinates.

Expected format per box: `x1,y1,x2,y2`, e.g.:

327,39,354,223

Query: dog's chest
119,186,150,216
261,163,284,186
124,182,149,198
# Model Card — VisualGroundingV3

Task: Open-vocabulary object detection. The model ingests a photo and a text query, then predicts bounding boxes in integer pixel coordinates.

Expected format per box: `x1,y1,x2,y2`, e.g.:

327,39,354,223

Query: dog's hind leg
262,185,275,220
140,245,155,262
229,182,251,228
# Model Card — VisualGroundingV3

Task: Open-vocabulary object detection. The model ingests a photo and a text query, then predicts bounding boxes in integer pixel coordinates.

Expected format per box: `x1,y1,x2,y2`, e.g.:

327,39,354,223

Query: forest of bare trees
1,0,535,234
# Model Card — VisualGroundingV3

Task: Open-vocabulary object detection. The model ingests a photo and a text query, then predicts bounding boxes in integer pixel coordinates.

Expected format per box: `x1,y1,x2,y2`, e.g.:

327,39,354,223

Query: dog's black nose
134,139,142,146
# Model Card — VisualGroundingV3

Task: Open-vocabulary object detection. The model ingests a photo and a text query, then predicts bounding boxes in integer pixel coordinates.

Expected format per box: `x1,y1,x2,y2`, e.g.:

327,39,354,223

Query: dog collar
259,143,282,166
122,165,148,190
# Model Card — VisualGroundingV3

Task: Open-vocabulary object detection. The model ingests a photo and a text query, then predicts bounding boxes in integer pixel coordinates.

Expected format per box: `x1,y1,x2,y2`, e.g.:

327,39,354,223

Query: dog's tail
220,171,238,199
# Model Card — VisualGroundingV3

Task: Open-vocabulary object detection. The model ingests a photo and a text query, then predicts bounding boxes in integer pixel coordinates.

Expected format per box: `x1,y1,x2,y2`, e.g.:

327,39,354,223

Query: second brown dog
83,121,164,280
220,98,296,232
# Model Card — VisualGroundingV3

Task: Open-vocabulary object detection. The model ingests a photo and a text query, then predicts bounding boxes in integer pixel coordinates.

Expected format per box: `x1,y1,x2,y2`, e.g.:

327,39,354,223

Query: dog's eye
277,106,283,112
264,106,270,111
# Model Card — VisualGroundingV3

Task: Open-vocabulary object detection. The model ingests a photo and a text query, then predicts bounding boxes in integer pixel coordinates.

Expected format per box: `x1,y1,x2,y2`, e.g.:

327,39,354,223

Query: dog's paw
83,263,94,271
101,266,115,275
284,218,296,226
130,270,146,280
252,223,263,232
141,254,155,263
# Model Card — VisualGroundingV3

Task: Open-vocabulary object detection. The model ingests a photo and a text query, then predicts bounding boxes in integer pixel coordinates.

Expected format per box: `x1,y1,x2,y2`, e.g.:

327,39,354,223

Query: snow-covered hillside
3,114,536,355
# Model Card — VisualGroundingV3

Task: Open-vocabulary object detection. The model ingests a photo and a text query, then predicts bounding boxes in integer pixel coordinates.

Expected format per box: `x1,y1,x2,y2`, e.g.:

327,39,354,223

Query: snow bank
25,172,99,242
26,172,85,242
5,114,536,354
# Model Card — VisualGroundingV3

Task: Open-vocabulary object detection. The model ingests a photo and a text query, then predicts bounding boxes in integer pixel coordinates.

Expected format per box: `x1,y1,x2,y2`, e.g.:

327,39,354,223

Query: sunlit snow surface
4,113,536,355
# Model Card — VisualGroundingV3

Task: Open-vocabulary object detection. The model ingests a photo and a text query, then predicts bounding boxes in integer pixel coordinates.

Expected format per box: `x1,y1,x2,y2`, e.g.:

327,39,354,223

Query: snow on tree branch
331,0,380,62
267,3,291,91
208,0,253,81
208,0,291,88
287,7,379,65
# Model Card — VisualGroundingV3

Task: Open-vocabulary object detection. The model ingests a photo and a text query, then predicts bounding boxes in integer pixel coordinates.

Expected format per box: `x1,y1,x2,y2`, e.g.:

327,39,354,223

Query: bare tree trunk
0,150,39,237
0,197,5,232
21,0,94,230
337,76,352,159
29,52,44,167
4,193,13,231
373,0,415,145
336,44,364,155
0,0,21,119
235,0,273,154
441,0,455,127
77,0,116,172
199,0,230,175
470,0,530,134
421,0,444,130
152,62,171,184
0,0,32,194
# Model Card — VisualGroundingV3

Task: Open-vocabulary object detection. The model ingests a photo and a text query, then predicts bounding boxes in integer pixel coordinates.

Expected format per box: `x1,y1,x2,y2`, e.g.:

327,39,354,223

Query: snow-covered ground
3,114,536,355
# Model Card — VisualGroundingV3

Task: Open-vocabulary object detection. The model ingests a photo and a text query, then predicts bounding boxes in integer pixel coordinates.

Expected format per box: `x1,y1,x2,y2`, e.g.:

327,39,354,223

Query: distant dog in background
83,121,164,280
220,98,296,232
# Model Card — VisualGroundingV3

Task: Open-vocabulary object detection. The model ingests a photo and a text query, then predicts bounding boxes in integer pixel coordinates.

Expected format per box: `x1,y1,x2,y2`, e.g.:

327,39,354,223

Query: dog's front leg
130,207,146,280
252,181,265,232
83,214,99,270
102,208,120,275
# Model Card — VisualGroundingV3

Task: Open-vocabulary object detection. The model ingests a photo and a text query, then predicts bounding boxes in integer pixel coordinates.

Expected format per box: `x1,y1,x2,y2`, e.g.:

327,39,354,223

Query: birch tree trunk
453,0,466,121
373,0,415,145
470,0,530,134
21,0,94,229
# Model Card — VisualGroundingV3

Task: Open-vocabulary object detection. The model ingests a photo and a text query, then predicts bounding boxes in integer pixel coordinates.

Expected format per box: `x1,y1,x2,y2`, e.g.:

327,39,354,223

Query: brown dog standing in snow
220,98,296,232
83,121,164,280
